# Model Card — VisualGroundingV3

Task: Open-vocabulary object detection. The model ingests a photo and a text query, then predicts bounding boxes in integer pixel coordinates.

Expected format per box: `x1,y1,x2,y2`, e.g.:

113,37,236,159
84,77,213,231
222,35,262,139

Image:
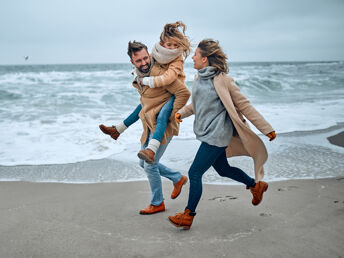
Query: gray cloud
1,0,343,64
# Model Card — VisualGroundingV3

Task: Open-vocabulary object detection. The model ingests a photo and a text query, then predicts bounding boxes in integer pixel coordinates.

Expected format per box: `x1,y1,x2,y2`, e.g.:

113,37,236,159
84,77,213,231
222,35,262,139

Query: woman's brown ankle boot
168,209,196,230
247,181,268,206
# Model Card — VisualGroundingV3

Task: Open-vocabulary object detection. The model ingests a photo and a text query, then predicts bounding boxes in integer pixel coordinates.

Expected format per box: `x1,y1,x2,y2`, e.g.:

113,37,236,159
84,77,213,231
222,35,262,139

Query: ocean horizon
1,60,343,66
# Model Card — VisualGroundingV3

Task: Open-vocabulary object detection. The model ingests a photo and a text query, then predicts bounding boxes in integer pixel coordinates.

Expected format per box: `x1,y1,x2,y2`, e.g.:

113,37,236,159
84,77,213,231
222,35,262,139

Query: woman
168,39,276,229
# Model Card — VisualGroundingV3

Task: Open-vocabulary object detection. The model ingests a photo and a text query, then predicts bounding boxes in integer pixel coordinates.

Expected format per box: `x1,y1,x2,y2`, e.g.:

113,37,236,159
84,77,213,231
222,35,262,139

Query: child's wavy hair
160,21,191,59
197,39,228,74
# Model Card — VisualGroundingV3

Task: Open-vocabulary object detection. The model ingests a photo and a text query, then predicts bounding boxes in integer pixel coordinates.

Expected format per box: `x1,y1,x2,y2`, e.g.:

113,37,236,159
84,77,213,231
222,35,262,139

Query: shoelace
174,211,185,217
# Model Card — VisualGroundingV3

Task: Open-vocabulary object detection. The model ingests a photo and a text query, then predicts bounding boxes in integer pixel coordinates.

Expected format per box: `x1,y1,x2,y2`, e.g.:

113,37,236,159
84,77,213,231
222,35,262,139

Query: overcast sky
1,0,343,64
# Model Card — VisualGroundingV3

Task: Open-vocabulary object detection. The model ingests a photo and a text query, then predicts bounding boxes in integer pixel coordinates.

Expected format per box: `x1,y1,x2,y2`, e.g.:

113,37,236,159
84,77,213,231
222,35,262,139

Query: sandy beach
0,177,343,258
0,130,343,257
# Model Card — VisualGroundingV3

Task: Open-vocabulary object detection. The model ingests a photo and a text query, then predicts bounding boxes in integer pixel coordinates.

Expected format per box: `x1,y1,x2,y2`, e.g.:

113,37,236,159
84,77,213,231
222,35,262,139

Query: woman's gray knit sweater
192,67,233,147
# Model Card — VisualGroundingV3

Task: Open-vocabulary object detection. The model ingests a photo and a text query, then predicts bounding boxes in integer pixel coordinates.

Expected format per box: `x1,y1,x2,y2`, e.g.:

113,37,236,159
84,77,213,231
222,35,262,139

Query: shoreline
0,127,343,184
0,178,343,257
0,174,341,185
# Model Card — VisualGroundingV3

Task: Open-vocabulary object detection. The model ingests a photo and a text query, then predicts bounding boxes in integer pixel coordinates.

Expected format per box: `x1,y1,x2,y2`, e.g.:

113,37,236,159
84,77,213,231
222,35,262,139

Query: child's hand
142,77,155,88
266,131,276,141
175,113,182,123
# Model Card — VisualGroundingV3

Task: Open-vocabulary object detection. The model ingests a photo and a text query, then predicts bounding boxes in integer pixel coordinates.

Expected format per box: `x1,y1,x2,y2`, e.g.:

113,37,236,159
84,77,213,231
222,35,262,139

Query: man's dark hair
127,41,148,59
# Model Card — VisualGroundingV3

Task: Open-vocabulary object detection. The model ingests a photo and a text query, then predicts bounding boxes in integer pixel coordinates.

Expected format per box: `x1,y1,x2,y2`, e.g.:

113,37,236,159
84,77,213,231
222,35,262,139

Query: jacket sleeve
228,77,274,135
165,79,191,115
142,57,183,88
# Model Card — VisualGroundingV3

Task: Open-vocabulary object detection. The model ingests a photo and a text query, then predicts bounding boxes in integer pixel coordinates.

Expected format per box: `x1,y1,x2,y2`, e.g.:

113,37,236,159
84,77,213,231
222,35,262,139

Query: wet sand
0,178,343,258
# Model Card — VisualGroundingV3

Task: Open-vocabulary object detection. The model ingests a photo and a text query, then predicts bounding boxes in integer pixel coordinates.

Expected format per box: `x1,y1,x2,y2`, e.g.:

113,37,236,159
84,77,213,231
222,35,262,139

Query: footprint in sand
208,196,222,201
208,195,238,202
260,212,272,217
277,186,299,192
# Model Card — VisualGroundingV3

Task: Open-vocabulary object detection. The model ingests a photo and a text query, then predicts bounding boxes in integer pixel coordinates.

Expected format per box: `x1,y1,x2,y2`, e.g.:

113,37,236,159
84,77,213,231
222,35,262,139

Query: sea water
0,62,343,183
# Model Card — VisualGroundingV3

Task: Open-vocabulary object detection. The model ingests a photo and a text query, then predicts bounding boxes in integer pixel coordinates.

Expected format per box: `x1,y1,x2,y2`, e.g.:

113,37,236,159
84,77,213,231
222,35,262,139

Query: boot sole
171,177,188,199
137,152,154,165
139,209,165,215
168,217,190,230
253,183,268,206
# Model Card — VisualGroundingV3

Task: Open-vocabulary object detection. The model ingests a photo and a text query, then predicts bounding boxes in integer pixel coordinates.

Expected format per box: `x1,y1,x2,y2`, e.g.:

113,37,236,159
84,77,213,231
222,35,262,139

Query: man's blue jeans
186,141,256,212
139,132,182,206
124,96,175,142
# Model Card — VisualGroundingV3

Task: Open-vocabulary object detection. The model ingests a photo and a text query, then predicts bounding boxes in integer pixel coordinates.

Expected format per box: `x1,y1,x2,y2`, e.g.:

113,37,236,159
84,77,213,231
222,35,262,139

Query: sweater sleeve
142,57,183,88
228,77,274,135
177,103,194,119
177,73,197,118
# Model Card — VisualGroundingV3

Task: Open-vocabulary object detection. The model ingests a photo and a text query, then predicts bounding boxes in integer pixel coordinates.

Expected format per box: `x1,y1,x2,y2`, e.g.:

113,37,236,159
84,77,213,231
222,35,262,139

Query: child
99,21,191,164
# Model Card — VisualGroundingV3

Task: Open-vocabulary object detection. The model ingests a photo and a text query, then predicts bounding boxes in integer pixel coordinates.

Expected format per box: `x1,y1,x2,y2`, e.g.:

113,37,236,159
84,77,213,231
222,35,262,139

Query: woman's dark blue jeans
186,141,256,212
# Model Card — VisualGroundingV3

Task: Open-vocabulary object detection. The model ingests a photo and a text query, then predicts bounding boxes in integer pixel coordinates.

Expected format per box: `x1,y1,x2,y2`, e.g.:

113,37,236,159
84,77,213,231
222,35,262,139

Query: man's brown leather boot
137,148,155,164
139,201,165,215
168,209,196,230
171,175,188,199
99,124,120,140
247,181,268,206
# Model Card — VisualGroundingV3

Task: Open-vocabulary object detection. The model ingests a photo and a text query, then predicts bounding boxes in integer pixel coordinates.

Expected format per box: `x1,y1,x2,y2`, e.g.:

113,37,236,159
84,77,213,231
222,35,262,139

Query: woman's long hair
160,21,191,59
197,39,228,74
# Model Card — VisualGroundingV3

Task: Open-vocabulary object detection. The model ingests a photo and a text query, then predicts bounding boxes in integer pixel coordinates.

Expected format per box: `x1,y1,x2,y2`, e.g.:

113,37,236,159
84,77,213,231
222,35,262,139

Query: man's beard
138,62,151,74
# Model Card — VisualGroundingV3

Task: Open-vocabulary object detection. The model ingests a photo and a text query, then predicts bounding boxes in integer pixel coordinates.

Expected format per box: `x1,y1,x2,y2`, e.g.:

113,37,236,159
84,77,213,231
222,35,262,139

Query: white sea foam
1,126,343,183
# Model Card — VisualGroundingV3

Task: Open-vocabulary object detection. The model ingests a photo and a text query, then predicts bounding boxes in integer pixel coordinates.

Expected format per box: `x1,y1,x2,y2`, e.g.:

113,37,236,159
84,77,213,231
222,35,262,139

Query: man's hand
266,131,276,141
175,113,182,123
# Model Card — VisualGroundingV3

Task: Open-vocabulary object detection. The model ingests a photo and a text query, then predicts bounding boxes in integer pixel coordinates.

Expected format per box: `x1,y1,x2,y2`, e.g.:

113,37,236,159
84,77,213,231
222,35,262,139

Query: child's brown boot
137,148,155,164
99,124,120,140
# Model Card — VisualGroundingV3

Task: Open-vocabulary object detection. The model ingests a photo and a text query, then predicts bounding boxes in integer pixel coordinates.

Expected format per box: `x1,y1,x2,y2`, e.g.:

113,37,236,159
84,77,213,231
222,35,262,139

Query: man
100,41,190,214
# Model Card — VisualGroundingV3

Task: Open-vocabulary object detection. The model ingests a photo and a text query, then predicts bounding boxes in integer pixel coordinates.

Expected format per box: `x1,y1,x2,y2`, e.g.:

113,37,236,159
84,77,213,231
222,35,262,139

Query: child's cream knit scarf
151,42,183,64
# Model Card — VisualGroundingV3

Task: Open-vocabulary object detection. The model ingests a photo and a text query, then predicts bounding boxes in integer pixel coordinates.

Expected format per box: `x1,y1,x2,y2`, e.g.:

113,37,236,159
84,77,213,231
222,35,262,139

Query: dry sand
0,178,343,258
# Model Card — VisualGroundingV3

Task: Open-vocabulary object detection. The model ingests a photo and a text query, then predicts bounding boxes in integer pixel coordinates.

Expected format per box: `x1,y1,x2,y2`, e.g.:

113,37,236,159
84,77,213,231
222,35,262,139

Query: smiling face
192,47,209,70
161,38,180,50
130,48,151,73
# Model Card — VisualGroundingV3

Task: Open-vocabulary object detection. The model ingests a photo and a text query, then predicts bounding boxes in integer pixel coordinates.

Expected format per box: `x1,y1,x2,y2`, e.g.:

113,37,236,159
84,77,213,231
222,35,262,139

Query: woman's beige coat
178,73,274,181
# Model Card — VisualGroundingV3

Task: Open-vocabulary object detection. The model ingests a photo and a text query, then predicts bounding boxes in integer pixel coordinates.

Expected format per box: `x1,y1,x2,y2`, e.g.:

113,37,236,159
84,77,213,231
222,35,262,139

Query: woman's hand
266,131,276,141
175,113,182,123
